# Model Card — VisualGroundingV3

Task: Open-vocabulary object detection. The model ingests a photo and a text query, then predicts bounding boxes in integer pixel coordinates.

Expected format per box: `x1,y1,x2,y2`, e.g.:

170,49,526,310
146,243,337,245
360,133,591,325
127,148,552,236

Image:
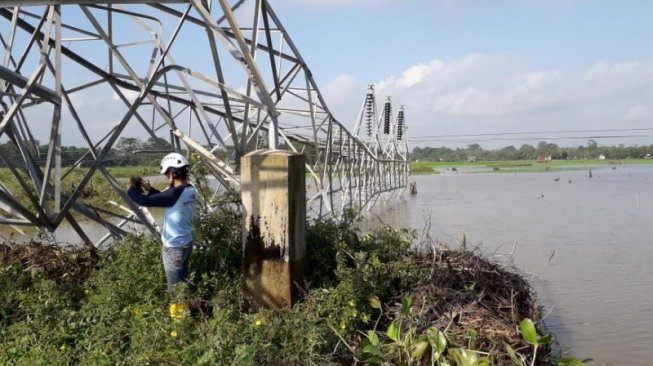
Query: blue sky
278,0,653,79
269,0,653,148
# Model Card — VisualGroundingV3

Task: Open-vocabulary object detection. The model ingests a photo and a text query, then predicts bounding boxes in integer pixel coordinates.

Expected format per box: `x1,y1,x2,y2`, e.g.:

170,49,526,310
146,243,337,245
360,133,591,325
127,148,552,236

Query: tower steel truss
351,85,410,210
0,0,409,245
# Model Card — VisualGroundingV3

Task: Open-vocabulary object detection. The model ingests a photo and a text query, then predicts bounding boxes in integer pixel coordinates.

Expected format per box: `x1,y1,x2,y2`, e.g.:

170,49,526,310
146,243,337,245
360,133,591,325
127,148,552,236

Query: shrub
0,193,425,365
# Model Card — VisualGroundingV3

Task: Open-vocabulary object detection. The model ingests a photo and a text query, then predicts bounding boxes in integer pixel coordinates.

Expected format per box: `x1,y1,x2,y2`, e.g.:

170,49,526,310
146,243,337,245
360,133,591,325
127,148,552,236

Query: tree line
411,140,653,162
0,136,228,167
3,137,651,166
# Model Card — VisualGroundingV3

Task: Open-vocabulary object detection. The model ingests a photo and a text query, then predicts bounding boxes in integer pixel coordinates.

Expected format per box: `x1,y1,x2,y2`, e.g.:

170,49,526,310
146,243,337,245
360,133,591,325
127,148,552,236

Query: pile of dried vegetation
0,242,97,289
406,246,547,364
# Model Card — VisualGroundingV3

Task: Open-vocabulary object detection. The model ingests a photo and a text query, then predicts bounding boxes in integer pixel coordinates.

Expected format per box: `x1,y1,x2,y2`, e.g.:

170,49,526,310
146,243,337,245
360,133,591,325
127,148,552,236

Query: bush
1,191,578,365
0,193,425,365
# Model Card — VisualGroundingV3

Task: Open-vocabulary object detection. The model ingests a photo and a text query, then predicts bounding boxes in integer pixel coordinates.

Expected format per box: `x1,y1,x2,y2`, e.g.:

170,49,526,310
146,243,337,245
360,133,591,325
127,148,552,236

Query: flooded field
365,165,653,365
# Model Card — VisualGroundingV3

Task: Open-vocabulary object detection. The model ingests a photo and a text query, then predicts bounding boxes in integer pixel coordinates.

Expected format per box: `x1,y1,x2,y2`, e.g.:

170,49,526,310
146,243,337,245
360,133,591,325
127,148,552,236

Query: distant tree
144,136,172,151
116,137,142,154
498,145,518,160
409,141,649,162
518,144,536,159
114,137,143,165
587,139,598,150
0,140,19,158
587,139,599,158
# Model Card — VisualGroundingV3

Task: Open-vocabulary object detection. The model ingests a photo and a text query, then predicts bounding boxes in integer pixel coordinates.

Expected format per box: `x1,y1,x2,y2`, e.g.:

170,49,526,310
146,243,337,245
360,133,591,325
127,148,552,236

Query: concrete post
241,149,306,308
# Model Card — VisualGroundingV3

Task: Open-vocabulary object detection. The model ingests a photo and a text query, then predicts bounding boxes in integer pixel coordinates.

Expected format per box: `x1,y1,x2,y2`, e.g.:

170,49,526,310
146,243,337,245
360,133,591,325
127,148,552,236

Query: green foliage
0,194,426,365
503,318,586,366
354,294,492,366
412,141,653,162
351,301,585,366
191,189,242,278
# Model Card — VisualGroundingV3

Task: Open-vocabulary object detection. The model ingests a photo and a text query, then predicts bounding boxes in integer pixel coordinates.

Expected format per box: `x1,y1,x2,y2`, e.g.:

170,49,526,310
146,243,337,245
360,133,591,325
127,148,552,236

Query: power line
409,134,653,144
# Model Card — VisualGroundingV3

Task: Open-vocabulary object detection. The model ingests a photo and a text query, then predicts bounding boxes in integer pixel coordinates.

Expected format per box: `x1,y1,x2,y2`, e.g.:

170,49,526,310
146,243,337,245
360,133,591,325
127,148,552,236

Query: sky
3,1,652,151
267,0,653,149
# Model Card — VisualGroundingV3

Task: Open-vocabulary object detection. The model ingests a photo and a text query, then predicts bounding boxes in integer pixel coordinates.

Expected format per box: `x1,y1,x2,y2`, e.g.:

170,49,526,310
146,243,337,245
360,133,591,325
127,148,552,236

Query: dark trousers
161,244,193,293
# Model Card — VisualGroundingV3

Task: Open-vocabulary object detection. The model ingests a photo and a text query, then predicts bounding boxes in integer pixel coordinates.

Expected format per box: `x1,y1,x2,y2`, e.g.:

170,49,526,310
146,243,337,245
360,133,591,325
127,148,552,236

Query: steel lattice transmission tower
0,0,410,246
351,85,410,210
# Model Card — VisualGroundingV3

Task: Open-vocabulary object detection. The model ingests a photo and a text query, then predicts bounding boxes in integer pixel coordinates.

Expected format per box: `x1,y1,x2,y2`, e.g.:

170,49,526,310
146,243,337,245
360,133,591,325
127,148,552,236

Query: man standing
127,152,197,294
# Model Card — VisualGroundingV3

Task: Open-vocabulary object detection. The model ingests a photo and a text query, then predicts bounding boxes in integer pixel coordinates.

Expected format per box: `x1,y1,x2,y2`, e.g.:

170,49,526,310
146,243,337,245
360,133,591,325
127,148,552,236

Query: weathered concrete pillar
241,149,306,309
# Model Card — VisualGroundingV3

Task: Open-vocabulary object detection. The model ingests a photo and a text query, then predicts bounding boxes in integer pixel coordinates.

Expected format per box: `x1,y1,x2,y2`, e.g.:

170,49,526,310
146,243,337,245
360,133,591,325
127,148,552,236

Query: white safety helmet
160,152,189,174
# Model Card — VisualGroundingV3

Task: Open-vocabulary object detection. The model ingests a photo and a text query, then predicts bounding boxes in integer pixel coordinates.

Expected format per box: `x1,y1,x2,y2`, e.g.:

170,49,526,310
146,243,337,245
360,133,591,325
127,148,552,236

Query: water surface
365,165,653,365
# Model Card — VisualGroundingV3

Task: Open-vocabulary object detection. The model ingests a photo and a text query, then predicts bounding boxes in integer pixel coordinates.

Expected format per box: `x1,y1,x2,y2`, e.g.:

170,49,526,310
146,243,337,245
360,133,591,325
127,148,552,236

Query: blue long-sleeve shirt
128,184,197,247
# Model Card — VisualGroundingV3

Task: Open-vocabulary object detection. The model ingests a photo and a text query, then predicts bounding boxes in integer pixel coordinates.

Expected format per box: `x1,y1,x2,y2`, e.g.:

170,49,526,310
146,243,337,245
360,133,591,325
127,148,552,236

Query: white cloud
623,104,650,121
112,88,140,103
285,0,577,12
320,73,364,125
325,54,653,148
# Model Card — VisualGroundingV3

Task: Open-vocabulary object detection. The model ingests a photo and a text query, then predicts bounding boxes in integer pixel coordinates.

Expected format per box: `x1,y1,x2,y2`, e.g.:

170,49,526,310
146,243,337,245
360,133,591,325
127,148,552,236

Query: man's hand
140,177,151,191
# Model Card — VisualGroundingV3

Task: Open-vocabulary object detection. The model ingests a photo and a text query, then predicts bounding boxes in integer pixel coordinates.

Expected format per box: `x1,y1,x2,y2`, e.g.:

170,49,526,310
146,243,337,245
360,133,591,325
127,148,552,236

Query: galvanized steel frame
0,0,409,245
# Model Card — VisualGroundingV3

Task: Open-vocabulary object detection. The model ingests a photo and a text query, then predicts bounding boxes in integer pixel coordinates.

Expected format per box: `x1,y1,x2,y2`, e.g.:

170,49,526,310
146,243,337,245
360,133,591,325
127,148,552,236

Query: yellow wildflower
348,300,355,307
340,321,346,330
255,319,263,326
132,307,143,317
60,344,67,352
170,330,178,338
169,302,189,321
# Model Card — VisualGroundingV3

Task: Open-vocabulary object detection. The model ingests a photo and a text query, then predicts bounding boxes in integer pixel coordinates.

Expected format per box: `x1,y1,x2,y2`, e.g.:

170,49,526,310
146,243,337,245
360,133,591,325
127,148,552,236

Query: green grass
410,163,440,175
410,159,653,174
0,166,159,219
106,165,159,178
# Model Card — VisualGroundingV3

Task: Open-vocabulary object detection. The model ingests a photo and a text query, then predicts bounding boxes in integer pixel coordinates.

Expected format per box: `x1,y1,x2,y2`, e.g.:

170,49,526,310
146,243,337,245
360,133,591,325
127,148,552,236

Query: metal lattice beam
0,0,410,245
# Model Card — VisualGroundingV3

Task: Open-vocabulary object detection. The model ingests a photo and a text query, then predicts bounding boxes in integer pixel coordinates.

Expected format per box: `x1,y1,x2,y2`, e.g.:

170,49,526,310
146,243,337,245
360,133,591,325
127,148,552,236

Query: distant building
536,153,552,162
598,154,606,160
645,153,652,159
467,156,477,162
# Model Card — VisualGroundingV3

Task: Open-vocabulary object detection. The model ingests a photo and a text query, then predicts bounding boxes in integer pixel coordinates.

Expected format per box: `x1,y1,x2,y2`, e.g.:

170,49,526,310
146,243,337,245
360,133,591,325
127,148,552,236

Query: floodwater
364,165,653,366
